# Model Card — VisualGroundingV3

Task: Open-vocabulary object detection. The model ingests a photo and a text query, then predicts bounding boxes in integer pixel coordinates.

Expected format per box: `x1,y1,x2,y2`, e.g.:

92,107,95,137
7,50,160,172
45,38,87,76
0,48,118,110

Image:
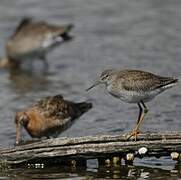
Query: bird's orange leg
127,101,148,141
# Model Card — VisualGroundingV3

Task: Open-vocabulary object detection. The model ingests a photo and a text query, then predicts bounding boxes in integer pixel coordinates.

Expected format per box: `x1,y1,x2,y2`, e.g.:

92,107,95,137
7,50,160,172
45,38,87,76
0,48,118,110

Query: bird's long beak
86,81,100,91
15,120,22,145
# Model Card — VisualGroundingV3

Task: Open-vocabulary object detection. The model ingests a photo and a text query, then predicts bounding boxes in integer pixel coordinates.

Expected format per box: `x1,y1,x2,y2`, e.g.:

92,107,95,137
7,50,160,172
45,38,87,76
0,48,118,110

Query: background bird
87,69,178,140
15,94,92,145
0,17,74,69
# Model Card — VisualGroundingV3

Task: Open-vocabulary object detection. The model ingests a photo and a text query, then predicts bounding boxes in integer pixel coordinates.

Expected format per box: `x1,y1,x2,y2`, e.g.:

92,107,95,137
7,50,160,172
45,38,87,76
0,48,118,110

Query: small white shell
170,152,179,160
138,147,148,155
126,153,135,161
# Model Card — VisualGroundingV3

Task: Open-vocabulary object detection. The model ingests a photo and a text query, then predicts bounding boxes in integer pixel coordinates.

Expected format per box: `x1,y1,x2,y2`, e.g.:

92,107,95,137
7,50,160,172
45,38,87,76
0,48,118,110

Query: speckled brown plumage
115,69,178,92
15,95,92,145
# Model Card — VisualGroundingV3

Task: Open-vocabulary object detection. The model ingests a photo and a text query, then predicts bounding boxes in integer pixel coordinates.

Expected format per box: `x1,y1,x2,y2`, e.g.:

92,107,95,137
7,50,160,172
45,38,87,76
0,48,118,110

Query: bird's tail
60,24,74,41
75,102,92,117
157,78,178,89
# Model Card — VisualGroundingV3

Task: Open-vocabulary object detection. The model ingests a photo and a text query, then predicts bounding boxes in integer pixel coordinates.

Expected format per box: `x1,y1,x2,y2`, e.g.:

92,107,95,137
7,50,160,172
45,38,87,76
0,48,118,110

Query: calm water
0,0,181,179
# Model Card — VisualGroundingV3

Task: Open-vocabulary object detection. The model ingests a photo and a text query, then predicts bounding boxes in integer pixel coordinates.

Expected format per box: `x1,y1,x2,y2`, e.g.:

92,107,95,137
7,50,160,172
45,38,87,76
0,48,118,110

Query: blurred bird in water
0,17,74,70
15,95,92,145
87,69,178,140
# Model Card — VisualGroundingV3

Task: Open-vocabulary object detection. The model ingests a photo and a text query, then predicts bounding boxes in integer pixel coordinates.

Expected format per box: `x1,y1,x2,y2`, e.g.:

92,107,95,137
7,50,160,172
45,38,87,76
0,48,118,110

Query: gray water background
0,0,181,179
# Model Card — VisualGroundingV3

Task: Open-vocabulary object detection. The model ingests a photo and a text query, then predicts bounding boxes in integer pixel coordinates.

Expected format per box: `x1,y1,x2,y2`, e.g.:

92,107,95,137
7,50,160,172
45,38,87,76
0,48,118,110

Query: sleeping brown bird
0,17,74,69
15,95,92,145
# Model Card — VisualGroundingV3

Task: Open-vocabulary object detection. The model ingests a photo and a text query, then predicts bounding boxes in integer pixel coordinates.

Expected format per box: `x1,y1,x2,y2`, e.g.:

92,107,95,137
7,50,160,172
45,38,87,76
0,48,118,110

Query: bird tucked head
15,111,29,127
0,57,10,68
15,111,29,145
0,57,20,69
86,69,117,91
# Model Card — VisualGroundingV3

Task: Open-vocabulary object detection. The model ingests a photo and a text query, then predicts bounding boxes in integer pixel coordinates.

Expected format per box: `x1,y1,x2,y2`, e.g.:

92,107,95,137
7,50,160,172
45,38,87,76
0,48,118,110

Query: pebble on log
138,147,148,155
126,153,135,161
170,152,181,161
125,153,135,165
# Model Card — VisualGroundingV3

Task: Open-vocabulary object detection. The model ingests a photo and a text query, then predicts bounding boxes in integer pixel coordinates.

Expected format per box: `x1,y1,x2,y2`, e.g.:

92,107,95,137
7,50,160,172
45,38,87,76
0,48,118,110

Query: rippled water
0,0,181,179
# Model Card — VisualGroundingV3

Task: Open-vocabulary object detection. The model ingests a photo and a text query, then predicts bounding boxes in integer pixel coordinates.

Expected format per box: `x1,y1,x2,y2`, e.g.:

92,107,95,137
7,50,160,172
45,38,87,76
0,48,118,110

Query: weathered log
0,132,181,166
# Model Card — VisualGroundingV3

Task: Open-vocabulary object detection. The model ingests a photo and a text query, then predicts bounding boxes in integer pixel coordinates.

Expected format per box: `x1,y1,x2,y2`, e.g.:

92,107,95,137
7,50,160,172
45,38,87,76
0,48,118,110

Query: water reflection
1,162,181,180
8,69,51,93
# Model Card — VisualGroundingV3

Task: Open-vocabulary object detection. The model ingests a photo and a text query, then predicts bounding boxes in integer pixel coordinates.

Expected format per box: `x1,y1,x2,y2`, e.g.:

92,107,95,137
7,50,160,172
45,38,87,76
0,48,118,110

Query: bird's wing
37,95,75,120
12,17,33,37
118,70,177,92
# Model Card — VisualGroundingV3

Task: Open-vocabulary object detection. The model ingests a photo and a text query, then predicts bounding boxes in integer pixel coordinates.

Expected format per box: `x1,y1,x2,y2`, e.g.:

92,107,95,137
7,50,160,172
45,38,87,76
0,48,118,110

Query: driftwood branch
1,132,181,166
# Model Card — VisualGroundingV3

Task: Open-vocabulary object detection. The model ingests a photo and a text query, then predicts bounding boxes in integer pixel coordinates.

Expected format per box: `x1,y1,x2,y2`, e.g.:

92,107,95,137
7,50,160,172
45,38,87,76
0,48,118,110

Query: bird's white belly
107,86,162,103
120,90,161,103
42,36,64,50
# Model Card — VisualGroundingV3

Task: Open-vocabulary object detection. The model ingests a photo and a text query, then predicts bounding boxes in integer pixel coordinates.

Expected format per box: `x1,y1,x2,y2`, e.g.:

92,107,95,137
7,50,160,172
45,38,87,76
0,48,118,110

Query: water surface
0,0,181,179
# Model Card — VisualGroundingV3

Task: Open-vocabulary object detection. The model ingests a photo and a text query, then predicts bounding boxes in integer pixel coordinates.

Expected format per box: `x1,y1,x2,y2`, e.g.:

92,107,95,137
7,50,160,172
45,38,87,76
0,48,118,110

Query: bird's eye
101,75,109,80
